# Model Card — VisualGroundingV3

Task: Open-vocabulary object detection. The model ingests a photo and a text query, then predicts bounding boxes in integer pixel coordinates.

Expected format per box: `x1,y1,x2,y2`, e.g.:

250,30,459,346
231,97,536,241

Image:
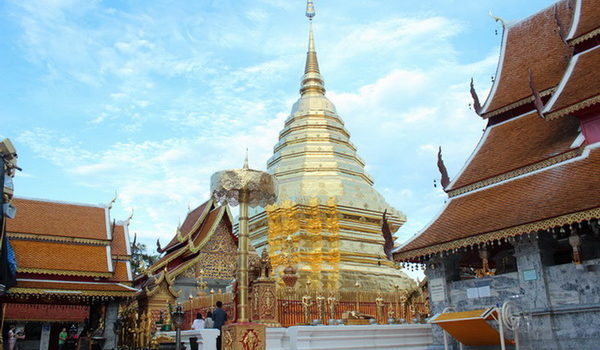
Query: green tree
131,240,160,276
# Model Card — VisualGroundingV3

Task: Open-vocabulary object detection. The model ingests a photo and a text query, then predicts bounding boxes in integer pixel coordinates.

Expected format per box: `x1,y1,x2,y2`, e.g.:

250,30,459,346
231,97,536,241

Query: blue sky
1,0,557,252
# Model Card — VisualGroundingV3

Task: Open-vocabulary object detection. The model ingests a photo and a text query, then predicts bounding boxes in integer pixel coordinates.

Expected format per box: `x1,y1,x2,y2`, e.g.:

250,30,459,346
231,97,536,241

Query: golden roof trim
284,112,344,126
112,254,132,260
9,287,135,297
268,151,366,169
148,248,185,274
144,269,180,298
482,87,554,119
569,27,600,46
7,232,109,246
545,94,600,120
394,207,600,261
279,123,350,139
17,267,113,278
171,199,214,246
149,205,218,273
273,136,357,153
447,147,583,197
187,206,230,254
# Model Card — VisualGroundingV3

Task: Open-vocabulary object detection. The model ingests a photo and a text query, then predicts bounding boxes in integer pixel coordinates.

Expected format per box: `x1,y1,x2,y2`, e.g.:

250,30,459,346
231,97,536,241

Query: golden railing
181,289,428,328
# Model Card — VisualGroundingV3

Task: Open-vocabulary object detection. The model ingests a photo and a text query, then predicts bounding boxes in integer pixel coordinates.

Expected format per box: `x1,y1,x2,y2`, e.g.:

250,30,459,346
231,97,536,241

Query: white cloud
7,0,504,252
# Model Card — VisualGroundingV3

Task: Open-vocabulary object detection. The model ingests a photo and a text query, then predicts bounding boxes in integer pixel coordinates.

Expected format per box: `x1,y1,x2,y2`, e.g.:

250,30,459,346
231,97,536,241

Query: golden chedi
248,1,414,293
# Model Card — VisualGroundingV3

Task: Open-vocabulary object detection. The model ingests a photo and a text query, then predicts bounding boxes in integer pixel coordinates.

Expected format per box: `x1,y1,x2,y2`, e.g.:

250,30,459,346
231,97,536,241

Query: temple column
424,253,460,350
103,302,119,350
513,233,556,347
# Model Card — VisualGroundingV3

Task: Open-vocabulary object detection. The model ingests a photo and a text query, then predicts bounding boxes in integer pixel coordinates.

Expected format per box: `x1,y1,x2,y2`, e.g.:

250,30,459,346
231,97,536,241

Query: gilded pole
238,190,250,322
211,153,277,349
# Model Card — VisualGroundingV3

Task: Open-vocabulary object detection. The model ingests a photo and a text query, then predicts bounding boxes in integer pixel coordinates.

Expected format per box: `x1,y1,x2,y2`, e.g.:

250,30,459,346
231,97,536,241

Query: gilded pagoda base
252,198,414,295
222,323,266,350
250,279,280,327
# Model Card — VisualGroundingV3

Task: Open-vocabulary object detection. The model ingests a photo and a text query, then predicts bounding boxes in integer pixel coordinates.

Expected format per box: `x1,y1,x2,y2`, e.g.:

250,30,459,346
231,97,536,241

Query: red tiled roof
108,261,132,283
13,279,137,295
545,46,600,118
148,205,234,277
191,206,224,247
11,239,111,275
448,112,580,190
111,224,130,256
5,303,90,322
482,0,574,116
396,146,600,259
164,200,212,250
569,0,600,42
7,198,109,240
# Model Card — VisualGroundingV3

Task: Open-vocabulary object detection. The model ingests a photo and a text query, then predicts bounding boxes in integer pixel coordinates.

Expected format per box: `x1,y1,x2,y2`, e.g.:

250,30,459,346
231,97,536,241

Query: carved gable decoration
195,221,238,280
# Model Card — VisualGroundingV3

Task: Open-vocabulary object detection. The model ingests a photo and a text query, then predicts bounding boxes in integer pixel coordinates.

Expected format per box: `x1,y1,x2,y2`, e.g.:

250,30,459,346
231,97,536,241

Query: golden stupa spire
301,0,325,96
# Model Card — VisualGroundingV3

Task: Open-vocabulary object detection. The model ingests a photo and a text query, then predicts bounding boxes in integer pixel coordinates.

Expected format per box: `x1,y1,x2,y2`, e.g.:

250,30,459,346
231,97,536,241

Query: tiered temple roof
5,197,137,298
395,0,600,262
136,199,241,298
480,0,574,119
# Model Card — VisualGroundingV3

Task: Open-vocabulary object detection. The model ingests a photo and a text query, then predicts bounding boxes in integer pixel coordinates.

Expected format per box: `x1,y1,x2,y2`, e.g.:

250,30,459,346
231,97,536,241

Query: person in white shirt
204,311,215,329
191,313,205,330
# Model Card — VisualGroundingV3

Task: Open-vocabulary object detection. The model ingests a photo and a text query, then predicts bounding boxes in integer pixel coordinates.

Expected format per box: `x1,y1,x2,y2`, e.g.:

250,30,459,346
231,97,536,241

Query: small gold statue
316,295,326,323
375,294,385,324
302,295,313,324
327,295,337,321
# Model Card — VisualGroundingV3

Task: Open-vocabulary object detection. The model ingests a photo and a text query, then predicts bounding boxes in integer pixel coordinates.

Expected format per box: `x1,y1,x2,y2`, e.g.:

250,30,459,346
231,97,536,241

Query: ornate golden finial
301,0,325,96
306,0,315,19
243,148,249,169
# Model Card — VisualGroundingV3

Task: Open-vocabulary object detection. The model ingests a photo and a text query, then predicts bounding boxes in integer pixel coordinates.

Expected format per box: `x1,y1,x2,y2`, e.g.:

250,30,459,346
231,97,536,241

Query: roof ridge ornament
106,191,118,209
489,11,506,28
470,78,483,116
437,147,451,190
528,69,546,118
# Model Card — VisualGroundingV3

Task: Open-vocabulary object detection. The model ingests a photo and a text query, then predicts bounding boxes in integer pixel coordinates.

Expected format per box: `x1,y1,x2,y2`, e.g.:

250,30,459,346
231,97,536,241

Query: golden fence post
354,281,361,312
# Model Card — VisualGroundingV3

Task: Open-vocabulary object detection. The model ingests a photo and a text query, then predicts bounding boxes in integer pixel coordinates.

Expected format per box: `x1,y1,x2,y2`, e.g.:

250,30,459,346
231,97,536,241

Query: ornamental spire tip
306,0,315,20
243,148,249,169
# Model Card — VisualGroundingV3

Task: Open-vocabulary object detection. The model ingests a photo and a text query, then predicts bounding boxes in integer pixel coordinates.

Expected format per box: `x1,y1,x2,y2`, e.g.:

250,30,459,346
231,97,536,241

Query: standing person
189,312,205,350
7,325,16,350
204,311,214,329
212,301,227,350
15,330,25,350
58,327,67,350
191,313,205,330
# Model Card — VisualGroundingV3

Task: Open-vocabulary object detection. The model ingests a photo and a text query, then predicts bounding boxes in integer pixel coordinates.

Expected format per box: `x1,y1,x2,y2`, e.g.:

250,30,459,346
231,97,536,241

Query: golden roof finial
306,0,315,20
301,0,325,96
243,148,249,169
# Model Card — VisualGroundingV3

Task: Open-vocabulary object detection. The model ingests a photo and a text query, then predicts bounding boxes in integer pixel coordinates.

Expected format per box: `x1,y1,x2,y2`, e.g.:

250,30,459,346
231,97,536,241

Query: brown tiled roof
11,240,111,275
14,279,137,295
569,0,600,42
191,206,224,247
545,46,600,118
7,198,109,240
482,0,573,116
111,224,130,256
108,261,132,283
163,200,212,250
448,112,580,190
396,146,600,259
148,205,234,277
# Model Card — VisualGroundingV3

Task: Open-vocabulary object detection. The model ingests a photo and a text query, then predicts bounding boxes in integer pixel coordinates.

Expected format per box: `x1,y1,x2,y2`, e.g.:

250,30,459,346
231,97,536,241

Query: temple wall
448,272,520,311
425,238,600,350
